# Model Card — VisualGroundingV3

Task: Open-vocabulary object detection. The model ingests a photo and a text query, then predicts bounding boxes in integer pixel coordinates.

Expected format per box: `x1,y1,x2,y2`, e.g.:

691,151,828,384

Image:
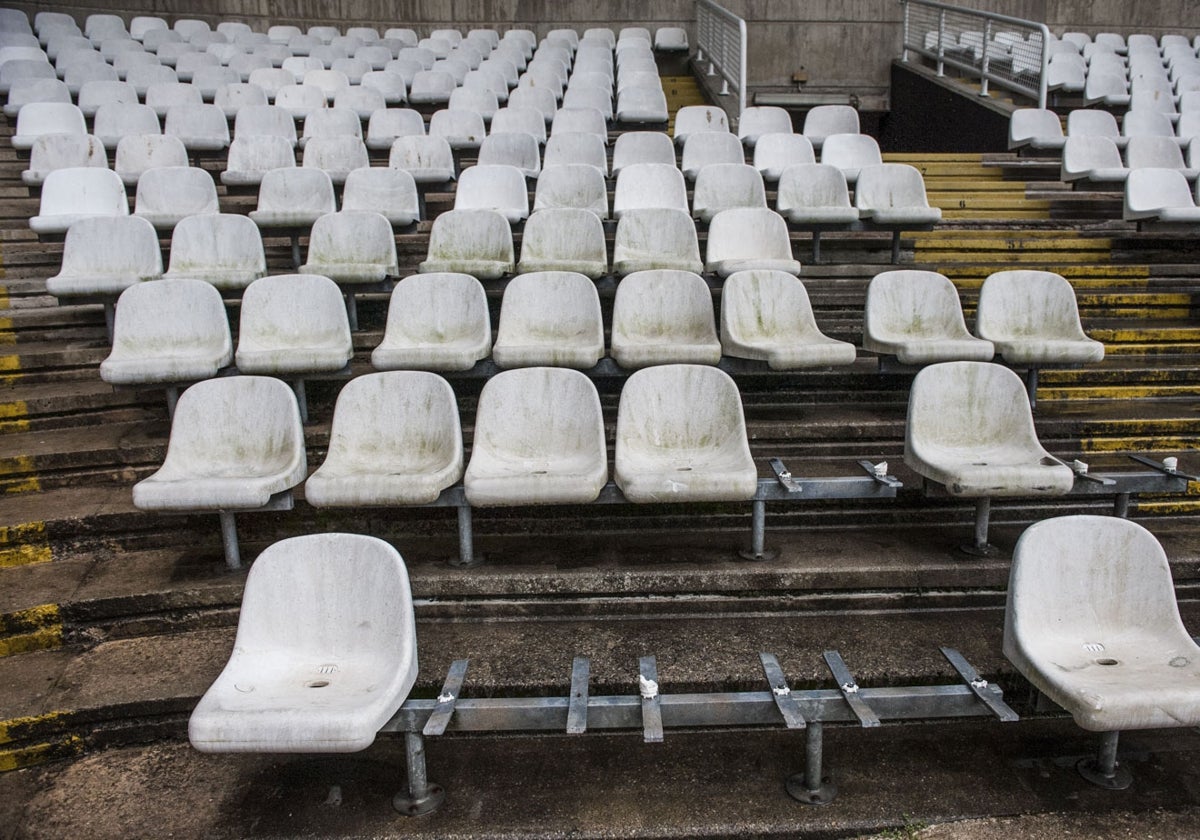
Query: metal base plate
1077,757,1133,790
448,553,485,569
959,542,1000,558
785,773,838,805
393,783,446,816
737,548,779,562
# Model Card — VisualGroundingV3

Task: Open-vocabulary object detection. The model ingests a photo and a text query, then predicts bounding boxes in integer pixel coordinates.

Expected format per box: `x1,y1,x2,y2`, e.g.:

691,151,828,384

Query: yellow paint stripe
914,236,1114,250
0,454,39,494
0,626,63,657
1078,437,1200,452
920,250,1109,264
1092,328,1200,342
1039,384,1200,400
1137,499,1200,515
0,353,19,386
0,521,45,546
938,266,1151,280
0,317,13,346
0,735,82,772
938,210,1052,220
0,711,74,746
0,542,52,566
0,604,61,635
885,153,983,162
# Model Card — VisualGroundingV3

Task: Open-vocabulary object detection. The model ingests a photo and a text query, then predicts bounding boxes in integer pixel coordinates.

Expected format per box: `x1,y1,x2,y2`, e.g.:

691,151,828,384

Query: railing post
901,0,910,62
979,19,992,97
936,9,946,76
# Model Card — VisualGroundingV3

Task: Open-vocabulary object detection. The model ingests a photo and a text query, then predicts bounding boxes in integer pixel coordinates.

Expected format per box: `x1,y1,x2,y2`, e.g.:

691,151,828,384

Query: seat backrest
454,164,529,215
301,135,370,173
550,107,608,141
721,269,822,342
489,105,546,142
543,131,608,174
341,167,419,218
1066,108,1120,139
256,167,336,214
976,270,1089,341
680,130,746,177
108,277,230,359
168,212,266,276
225,135,295,176
234,104,297,144
477,131,541,173
307,210,398,269
367,108,425,144
1125,166,1195,213
802,104,860,144
906,360,1047,459
776,163,853,212
612,130,676,174
737,106,791,145
495,270,603,345
164,102,230,142
613,269,716,342
865,270,971,341
519,207,607,265
673,104,729,144
706,207,793,261
15,100,85,138
301,106,362,140
388,134,454,176
613,162,688,214
214,82,268,116
57,215,162,278
753,132,816,177
382,272,491,346
470,367,606,464
135,165,219,218
533,164,608,217
854,164,931,210
617,364,751,461
1124,135,1186,169
612,208,702,273
1123,108,1174,137
39,166,128,216
425,208,514,262
1062,135,1124,172
115,133,189,182
1004,515,1188,663
238,273,351,352
93,102,160,142
26,132,107,178
820,133,883,170
692,163,767,216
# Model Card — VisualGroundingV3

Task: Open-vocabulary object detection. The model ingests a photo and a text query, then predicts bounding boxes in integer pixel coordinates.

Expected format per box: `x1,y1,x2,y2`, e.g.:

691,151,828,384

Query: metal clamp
1128,454,1200,482
1051,455,1115,486
759,653,806,729
639,656,664,743
770,458,803,493
858,460,903,489
940,647,1018,722
567,657,590,735
423,659,469,737
822,651,880,728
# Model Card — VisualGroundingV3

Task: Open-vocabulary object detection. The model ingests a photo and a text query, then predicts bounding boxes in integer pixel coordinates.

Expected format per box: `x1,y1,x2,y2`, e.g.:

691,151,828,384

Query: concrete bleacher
1,8,1200,837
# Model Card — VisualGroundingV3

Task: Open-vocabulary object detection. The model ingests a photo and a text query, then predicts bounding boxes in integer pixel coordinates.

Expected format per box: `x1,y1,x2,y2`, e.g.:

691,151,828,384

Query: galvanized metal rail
381,646,1018,815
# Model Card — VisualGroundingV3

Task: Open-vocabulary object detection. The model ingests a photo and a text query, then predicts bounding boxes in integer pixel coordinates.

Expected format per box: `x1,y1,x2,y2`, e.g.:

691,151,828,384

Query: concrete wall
17,0,1200,103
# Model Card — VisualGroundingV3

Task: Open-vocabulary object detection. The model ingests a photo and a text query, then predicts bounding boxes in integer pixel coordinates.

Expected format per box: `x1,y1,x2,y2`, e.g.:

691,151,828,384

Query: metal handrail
695,0,747,114
899,0,1051,108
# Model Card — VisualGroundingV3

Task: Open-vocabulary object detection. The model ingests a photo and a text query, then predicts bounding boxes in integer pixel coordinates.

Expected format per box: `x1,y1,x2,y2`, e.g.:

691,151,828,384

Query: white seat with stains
752,133,816,181
653,27,688,51
30,167,129,234
492,271,604,369
235,273,353,375
1060,136,1129,184
341,167,420,227
611,130,675,175
1004,515,1200,733
75,78,135,117
611,269,721,368
720,270,857,369
419,208,514,279
234,104,297,147
164,213,267,291
464,367,608,506
366,108,425,150
489,105,547,144
1066,109,1126,149
737,106,792,147
1124,136,1200,178
543,131,608,175
408,69,455,104
802,104,859,150
299,211,398,284
691,163,767,223
550,107,608,143
516,207,608,278
145,80,203,118
775,163,859,225
301,135,369,185
705,207,801,277
274,83,326,119
820,132,882,184
249,167,336,228
864,270,994,365
532,164,609,218
92,102,160,149
5,76,71,118
213,82,268,118
1123,167,1200,222
46,215,161,299
133,375,306,511
1008,108,1066,151
388,135,456,183
21,132,106,186
476,131,541,178
614,84,668,123
854,164,942,226
612,162,688,218
454,164,529,224
221,135,296,186
615,364,757,503
12,100,85,148
134,165,219,230
188,532,418,753
680,130,745,182
672,104,729,146
298,106,361,149
113,133,188,186
371,273,491,372
306,373,464,506
904,361,1073,497
428,107,487,150
975,270,1105,366
100,278,231,385
612,208,703,276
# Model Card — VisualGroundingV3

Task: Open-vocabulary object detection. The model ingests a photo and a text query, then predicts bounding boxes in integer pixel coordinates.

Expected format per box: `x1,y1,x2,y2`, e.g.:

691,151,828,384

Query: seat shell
235,273,353,374
904,361,1074,497
720,270,857,369
249,167,336,228
775,163,859,224
165,213,267,290
464,367,608,506
691,163,767,223
492,271,604,369
419,208,514,279
705,208,802,277
615,365,757,503
1003,515,1200,732
453,164,529,223
371,273,491,372
133,376,306,511
100,278,232,384
517,207,608,278
46,215,161,298
611,269,721,368
753,133,816,181
863,270,994,364
134,165,219,229
341,167,419,227
612,208,703,276
30,167,129,234
21,132,106,186
975,270,1105,365
673,104,729,146
299,211,398,284
188,532,418,752
854,164,942,226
